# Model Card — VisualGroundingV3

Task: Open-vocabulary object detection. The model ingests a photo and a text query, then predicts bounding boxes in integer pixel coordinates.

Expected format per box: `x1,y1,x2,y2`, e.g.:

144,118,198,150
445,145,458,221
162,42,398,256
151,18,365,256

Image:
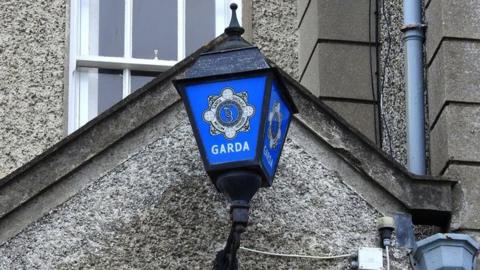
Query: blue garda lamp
173,4,298,269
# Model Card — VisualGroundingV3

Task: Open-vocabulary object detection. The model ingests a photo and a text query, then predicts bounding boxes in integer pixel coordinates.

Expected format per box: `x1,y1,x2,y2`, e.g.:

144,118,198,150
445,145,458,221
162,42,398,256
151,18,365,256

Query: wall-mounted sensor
378,216,395,248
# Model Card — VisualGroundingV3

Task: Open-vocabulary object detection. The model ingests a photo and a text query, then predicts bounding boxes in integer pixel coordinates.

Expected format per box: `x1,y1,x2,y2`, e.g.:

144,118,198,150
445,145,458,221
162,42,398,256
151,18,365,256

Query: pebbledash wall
378,0,408,166
0,0,66,179
2,0,477,269
0,98,413,269
0,38,428,267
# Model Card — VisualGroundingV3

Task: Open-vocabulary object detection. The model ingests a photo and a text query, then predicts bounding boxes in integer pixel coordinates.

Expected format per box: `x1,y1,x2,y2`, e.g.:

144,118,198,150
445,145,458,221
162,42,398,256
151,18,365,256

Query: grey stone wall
297,0,380,144
0,104,411,269
0,0,66,178
294,0,414,166
425,0,480,235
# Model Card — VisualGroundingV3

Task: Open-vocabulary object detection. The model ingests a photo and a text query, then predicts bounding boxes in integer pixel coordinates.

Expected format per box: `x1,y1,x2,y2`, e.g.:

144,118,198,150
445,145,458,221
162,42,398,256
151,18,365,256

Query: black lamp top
185,2,269,78
225,3,245,36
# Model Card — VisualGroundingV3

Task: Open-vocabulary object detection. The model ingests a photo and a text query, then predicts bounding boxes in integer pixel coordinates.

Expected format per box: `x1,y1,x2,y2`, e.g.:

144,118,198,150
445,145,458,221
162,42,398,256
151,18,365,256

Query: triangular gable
0,35,454,246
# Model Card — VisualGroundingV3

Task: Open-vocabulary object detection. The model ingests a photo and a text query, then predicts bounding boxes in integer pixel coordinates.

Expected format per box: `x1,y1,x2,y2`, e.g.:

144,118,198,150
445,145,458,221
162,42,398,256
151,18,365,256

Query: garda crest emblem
267,101,282,149
203,88,255,139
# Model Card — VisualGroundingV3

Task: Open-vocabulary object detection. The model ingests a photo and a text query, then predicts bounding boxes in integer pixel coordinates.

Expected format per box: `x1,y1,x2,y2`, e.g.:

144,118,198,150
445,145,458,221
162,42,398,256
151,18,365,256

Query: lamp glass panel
184,76,267,165
261,81,292,179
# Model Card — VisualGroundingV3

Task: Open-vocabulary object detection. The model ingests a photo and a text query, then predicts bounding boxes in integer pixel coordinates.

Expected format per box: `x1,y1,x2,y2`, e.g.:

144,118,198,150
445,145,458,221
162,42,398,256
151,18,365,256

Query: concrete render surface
301,42,377,101
0,0,66,179
0,55,454,244
430,104,480,175
298,0,376,71
323,100,377,142
425,0,480,234
427,40,480,127
425,0,480,64
445,165,480,232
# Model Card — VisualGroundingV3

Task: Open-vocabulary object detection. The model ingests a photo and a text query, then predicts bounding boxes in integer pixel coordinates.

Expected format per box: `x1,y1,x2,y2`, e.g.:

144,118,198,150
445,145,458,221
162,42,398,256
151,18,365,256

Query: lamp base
215,170,261,203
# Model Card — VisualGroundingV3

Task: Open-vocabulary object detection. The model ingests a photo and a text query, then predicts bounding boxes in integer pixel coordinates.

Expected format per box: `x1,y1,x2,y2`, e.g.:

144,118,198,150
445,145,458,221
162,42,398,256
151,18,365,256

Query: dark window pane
98,69,123,113
98,0,125,57
133,0,177,60
186,0,216,55
131,71,159,92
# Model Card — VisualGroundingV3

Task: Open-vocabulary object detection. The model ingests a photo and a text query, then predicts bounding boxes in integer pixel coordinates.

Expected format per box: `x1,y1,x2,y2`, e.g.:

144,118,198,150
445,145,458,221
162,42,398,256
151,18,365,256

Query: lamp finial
225,3,244,36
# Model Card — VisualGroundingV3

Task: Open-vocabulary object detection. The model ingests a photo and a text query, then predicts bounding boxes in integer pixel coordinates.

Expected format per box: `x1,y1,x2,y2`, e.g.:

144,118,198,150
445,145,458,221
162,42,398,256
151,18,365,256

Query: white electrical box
358,247,383,270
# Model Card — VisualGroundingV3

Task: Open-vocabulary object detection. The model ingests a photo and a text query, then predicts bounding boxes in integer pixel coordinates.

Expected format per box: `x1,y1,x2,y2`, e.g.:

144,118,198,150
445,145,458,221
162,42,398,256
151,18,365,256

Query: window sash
68,0,242,133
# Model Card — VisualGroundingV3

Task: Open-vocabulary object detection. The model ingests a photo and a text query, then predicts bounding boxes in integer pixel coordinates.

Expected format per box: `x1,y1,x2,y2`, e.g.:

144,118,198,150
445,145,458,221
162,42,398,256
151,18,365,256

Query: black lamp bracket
213,209,248,270
213,171,261,270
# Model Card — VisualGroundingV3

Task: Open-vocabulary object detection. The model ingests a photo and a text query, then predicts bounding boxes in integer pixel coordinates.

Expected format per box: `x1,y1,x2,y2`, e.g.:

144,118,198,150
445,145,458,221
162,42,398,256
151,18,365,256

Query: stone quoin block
444,165,480,231
298,0,376,72
297,0,309,24
430,104,480,175
323,100,377,142
300,45,321,97
426,0,480,63
428,40,480,124
301,43,377,101
298,0,319,72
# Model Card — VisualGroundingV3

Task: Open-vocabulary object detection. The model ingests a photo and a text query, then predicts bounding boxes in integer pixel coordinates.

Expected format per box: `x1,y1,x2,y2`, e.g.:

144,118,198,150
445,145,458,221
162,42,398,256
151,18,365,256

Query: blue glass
261,81,292,178
184,76,267,165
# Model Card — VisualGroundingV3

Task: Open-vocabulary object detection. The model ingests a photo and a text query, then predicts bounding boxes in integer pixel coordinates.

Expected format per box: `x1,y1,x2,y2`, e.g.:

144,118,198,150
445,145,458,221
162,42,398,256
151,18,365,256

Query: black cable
368,0,379,145
369,0,394,156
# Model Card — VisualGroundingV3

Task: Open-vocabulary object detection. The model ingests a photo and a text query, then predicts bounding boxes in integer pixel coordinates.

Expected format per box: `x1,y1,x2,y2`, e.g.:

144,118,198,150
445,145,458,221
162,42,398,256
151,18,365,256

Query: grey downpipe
402,0,426,175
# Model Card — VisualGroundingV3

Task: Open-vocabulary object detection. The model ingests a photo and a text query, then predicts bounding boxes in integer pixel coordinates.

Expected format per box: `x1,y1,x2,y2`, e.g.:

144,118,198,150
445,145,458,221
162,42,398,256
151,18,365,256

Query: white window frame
68,0,242,133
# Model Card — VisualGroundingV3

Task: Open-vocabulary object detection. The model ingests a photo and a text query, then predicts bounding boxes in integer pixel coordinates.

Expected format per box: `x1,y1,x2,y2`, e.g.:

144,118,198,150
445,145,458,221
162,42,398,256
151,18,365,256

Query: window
68,0,242,133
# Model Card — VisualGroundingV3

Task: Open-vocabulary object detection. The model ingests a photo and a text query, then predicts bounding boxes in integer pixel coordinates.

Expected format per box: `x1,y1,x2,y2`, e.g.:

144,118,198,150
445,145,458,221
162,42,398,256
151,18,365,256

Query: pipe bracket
400,23,427,32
